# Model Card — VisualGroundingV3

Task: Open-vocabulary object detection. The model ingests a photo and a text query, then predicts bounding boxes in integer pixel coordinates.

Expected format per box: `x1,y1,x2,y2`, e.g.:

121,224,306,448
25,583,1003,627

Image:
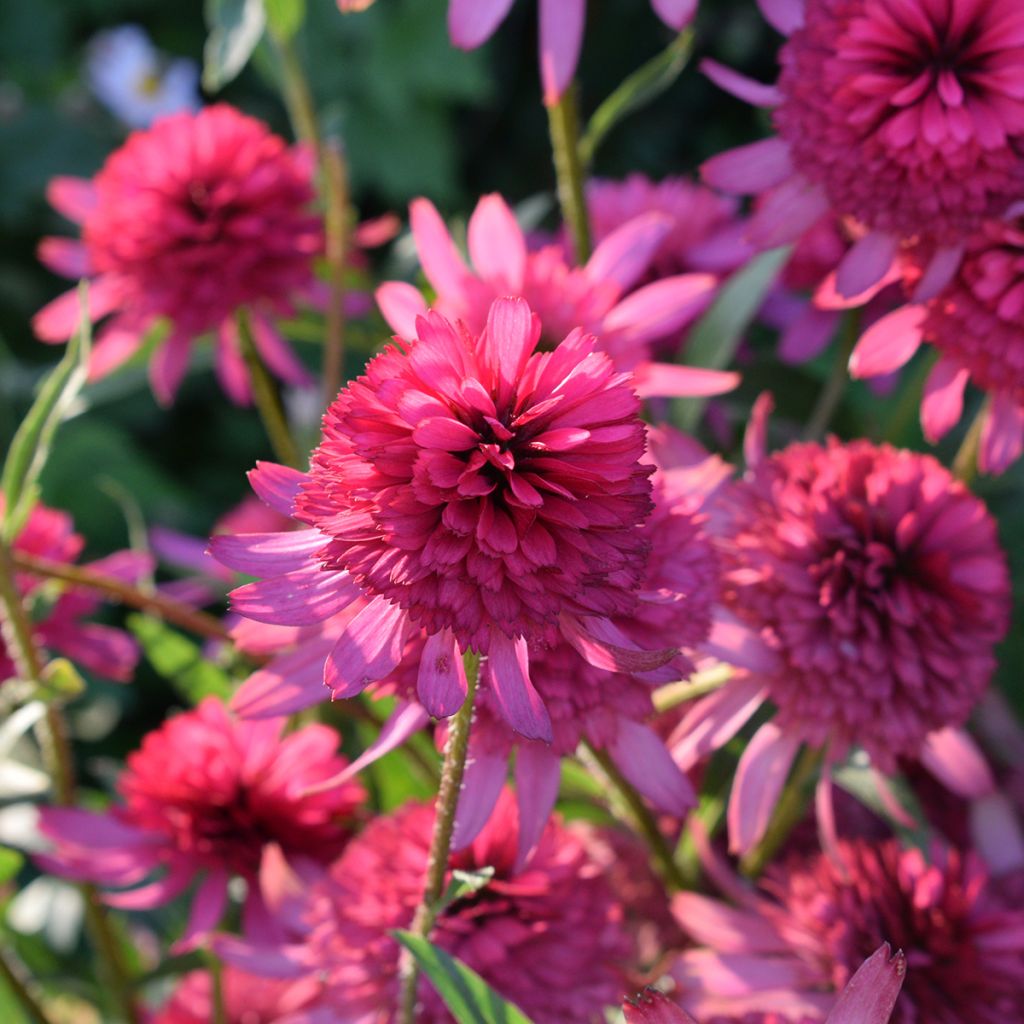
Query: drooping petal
824,944,906,1024
756,0,804,35
920,357,969,442
970,792,1024,877
88,317,148,380
624,989,700,1024
701,59,783,107
451,745,507,850
979,392,1024,475
230,638,337,719
607,719,695,815
584,212,671,294
149,330,193,406
727,721,802,855
215,318,254,406
650,0,697,30
250,314,314,389
633,363,740,400
210,531,325,577
231,567,362,626
703,613,779,673
671,892,787,953
104,859,195,909
323,598,408,699
171,870,229,953
847,305,926,378
701,138,794,194
746,176,830,248
417,629,468,718
912,245,964,302
248,462,307,516
46,176,98,223
49,623,139,683
514,744,562,867
33,277,121,342
779,305,839,363
834,231,900,299
560,614,677,674
919,726,995,797
447,0,517,48
669,675,767,770
37,237,91,278
486,631,552,742
539,0,586,107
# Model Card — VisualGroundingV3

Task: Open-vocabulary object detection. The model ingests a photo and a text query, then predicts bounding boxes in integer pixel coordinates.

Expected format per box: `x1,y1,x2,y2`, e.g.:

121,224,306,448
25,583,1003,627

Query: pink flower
216,296,679,742
0,494,146,685
625,943,906,1024
375,194,735,401
850,214,1024,473
702,0,1024,299
670,401,1011,854
669,838,1023,1024
34,104,322,405
37,698,364,951
221,791,637,1024
447,0,697,106
151,968,323,1024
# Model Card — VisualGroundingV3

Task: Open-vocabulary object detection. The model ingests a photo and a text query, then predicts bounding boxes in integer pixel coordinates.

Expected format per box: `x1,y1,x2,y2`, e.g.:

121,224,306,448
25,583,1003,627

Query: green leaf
128,614,233,705
1,282,90,542
265,0,305,41
204,0,267,92
580,29,694,167
675,246,792,431
0,848,23,885
394,932,534,1024
437,867,494,914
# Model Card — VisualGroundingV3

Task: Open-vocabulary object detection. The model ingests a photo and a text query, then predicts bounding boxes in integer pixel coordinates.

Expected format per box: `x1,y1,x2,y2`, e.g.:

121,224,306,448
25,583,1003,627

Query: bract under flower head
34,104,321,405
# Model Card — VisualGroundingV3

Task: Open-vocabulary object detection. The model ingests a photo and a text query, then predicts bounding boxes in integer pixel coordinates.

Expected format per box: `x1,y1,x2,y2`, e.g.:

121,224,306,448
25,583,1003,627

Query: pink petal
38,808,155,850
912,245,964,302
467,194,527,291
779,305,839,363
213,936,308,979
410,198,471,298
920,357,969,442
815,765,843,869
756,0,804,35
671,893,786,953
38,237,90,278
417,629,468,717
979,392,1024,475
624,990,700,1024
607,719,695,816
633,363,740,400
585,212,671,293
539,0,586,106
727,721,802,855
486,631,552,742
703,612,779,673
46,176,97,223
669,675,767,771
88,318,147,380
323,597,408,699
834,231,899,299
448,0,517,48
743,391,775,470
231,639,336,719
970,793,1024,877
452,746,507,849
824,945,906,1024
50,623,138,683
514,744,562,867
376,281,430,337
847,305,925,378
481,296,541,409
171,870,229,953
650,0,696,30
104,860,195,909
701,138,793,194
216,318,254,406
231,567,363,626
149,330,193,406
560,614,677,674
701,59,783,107
210,530,324,576
248,462,307,516
747,176,830,248
604,273,717,348
920,726,995,798
33,276,120,342
250,314,314,388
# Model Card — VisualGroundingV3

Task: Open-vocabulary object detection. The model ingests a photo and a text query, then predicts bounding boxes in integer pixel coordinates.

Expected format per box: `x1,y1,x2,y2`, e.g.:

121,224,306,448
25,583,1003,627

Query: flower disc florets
295,297,654,652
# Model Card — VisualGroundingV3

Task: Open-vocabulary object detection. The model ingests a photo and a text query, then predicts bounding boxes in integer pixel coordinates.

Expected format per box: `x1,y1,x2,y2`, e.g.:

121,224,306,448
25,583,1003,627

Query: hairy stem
322,141,351,406
547,85,592,264
397,652,481,1024
9,551,231,643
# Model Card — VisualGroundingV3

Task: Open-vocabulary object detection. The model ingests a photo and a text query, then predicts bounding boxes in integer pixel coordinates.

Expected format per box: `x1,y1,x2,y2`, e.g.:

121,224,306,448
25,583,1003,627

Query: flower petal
920,357,969,442
701,138,793,194
834,231,900,299
417,629,468,718
376,281,430,338
607,719,695,816
539,0,586,107
649,0,696,30
448,0,517,48
514,743,562,867
410,198,471,297
486,631,552,742
824,944,906,1024
452,745,507,849
756,0,804,35
231,567,362,626
979,392,1024,475
669,675,767,770
210,530,325,576
919,726,995,798
248,461,307,516
467,194,527,291
848,305,925,378
323,597,408,699
585,212,671,293
701,59,783,107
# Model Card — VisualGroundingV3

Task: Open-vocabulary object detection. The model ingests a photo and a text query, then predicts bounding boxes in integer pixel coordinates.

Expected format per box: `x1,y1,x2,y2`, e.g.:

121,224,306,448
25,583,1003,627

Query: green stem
271,33,320,150
9,551,231,643
237,311,303,469
206,952,228,1024
583,742,687,892
0,544,140,1024
952,398,989,484
0,948,55,1024
803,310,861,440
546,85,591,264
740,745,823,878
397,651,481,1024
653,663,732,714
322,140,351,406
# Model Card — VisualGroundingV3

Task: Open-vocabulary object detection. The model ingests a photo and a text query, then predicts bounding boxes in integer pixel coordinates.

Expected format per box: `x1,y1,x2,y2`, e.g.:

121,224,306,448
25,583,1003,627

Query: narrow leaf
580,30,694,167
203,0,267,92
394,932,534,1024
1,282,91,542
128,614,233,704
676,246,791,431
437,867,495,915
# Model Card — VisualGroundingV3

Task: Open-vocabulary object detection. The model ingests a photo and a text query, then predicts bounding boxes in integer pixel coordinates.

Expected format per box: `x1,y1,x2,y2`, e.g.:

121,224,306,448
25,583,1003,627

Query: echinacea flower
216,296,677,742
669,838,1023,1024
849,213,1024,473
702,0,1024,299
670,399,1011,854
85,25,200,129
34,104,322,405
36,698,364,951
0,494,146,685
151,968,323,1024
219,791,636,1024
447,0,697,106
375,194,735,401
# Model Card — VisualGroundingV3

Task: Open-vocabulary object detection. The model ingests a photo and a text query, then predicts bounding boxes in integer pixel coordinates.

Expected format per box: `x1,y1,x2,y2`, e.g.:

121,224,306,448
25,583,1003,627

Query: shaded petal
560,614,677,674
376,281,430,337
979,392,1024,475
417,628,468,718
452,745,507,849
920,357,969,442
323,598,408,699
747,177,830,248
912,245,964,302
468,194,527,291
920,726,995,798
702,138,793,194
779,305,839,363
248,462,307,516
607,719,695,815
514,744,562,867
88,318,148,380
650,0,696,29
448,0,517,48
825,945,906,1024
624,989,700,1024
38,237,90,278
727,721,802,855
49,623,138,683
215,318,253,406
33,277,120,343
539,0,586,106
210,531,324,576
149,330,193,407
585,212,671,293
834,231,899,299
231,567,363,626
671,892,786,953
703,612,779,673
104,860,194,909
231,638,336,719
669,675,767,770
47,176,97,223
970,793,1024,877
171,870,229,953
250,314,314,388
848,305,925,378
756,0,804,35
486,631,552,742
603,273,717,348
701,59,783,107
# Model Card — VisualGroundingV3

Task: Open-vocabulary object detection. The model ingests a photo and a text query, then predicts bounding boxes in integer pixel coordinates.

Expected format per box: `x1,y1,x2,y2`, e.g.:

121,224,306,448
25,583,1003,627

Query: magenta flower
375,194,735,401
37,698,364,951
702,0,1024,299
34,104,321,405
670,400,1011,854
220,791,636,1024
216,296,678,742
151,968,324,1024
850,214,1024,473
669,838,1023,1024
625,943,906,1024
447,0,696,106
0,494,146,685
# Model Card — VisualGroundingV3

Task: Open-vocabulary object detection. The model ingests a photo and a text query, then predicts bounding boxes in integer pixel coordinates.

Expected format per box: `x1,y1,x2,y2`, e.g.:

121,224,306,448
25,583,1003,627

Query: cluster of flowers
8,0,1024,1022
